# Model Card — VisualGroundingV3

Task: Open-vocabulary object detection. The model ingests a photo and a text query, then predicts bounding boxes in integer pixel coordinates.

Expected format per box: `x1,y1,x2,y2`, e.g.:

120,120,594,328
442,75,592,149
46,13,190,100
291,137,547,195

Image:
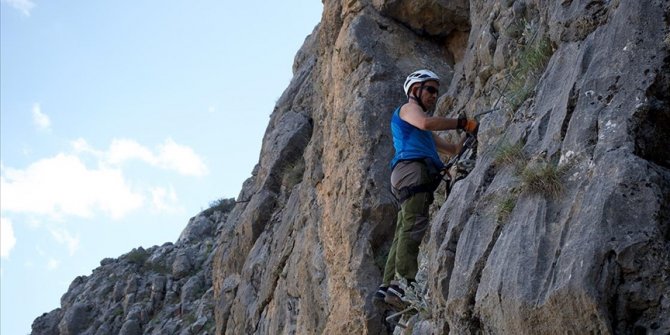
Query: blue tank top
390,106,445,170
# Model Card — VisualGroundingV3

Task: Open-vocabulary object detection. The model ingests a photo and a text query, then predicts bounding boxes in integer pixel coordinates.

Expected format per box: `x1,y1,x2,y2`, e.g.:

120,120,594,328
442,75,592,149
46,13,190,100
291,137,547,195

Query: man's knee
408,219,428,242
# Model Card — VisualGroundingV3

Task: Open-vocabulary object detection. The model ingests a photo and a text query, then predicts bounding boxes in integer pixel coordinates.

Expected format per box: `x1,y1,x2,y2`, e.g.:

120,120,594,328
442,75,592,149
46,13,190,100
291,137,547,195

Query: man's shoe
374,286,388,299
384,284,408,309
372,286,392,310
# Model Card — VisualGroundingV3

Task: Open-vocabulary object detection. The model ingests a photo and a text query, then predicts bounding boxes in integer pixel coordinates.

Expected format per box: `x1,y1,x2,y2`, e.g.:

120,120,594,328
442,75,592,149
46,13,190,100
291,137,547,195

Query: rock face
212,0,669,334
34,0,670,334
31,200,235,335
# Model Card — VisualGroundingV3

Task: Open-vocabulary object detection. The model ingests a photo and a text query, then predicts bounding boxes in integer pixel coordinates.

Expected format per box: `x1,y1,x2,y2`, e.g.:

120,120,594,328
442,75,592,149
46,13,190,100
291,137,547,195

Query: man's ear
410,85,419,97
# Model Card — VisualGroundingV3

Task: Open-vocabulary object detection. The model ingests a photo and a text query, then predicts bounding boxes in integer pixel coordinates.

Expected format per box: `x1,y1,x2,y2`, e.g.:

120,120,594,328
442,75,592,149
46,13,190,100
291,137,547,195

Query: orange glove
457,117,479,134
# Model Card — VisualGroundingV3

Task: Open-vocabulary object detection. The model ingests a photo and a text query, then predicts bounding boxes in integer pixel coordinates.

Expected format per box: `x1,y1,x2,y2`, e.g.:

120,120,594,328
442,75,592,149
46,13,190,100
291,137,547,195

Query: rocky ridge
31,200,235,335
34,0,670,334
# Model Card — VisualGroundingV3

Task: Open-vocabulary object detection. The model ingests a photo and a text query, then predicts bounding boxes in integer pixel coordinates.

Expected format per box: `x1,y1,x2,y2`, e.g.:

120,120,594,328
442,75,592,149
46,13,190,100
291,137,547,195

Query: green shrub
282,159,305,189
398,279,430,318
126,248,149,265
203,197,236,216
208,198,235,212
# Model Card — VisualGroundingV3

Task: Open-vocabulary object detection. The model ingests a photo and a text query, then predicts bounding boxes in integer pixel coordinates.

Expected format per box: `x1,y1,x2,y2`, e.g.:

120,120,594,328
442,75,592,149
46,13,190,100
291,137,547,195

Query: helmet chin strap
410,82,427,111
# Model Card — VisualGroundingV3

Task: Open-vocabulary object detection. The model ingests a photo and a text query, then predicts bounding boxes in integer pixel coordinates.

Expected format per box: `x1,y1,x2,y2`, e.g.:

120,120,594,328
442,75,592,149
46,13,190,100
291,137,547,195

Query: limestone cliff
212,0,669,333
33,0,670,334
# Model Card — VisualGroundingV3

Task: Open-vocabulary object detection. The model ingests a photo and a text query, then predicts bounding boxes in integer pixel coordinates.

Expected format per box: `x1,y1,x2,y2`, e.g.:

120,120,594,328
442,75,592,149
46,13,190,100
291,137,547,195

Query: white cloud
70,138,96,154
156,139,209,176
72,138,209,177
107,138,154,165
1,217,17,259
1,0,36,16
150,186,180,212
49,227,80,256
1,153,145,219
1,137,207,220
31,103,50,130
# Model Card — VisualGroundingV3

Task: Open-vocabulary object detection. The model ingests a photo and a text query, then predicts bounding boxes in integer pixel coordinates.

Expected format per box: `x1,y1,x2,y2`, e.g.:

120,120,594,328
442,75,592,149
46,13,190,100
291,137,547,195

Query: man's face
418,80,439,109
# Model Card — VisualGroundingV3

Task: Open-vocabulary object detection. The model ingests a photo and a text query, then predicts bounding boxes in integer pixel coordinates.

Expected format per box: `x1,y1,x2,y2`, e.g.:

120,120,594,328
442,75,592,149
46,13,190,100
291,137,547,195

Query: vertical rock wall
213,1,461,333
213,0,669,334
423,1,670,334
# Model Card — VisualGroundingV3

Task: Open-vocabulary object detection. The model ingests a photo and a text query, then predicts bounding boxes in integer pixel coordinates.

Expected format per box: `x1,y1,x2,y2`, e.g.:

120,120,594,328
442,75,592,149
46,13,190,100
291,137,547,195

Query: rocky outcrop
212,0,669,334
31,200,235,335
34,0,670,334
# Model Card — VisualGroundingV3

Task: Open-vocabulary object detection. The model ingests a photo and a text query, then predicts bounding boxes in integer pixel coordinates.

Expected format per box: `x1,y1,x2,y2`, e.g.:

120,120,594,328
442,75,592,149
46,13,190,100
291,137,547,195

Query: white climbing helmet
403,69,440,96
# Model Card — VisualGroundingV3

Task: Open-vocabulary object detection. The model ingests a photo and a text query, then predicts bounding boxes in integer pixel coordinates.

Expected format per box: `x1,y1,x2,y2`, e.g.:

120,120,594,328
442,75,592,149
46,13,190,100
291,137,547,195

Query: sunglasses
422,86,439,94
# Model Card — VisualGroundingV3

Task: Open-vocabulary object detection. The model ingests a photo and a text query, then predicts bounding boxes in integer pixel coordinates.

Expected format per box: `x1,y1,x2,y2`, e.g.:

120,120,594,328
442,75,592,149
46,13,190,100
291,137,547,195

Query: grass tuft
520,163,565,198
496,194,518,223
505,20,554,110
494,142,527,171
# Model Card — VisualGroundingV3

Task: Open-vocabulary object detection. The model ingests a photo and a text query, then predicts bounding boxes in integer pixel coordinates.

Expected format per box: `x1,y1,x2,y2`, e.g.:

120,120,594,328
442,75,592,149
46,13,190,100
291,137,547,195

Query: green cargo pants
382,160,433,285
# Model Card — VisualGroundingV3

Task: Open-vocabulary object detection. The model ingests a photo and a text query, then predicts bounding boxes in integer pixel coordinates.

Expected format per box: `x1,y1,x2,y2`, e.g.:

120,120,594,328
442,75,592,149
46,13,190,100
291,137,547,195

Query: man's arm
400,104,460,131
433,133,463,156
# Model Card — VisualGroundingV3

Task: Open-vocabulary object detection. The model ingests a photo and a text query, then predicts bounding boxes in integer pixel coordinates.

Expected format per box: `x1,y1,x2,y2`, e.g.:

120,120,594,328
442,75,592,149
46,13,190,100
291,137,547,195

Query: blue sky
0,1,322,333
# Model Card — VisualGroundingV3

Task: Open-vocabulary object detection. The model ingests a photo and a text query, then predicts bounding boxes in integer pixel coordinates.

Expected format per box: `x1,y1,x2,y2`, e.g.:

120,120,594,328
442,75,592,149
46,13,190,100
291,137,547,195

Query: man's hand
457,116,479,134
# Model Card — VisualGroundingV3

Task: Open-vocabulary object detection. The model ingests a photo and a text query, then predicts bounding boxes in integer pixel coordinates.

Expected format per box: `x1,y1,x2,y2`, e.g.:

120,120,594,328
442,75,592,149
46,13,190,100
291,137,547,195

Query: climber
374,69,478,309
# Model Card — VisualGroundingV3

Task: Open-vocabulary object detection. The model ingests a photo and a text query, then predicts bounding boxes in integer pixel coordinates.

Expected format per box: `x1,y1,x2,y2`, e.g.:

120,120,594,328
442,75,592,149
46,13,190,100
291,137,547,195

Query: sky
0,1,322,334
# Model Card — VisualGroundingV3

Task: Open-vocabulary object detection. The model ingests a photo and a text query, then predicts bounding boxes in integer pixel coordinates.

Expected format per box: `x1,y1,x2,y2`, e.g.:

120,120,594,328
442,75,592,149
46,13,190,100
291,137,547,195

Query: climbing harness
394,158,444,204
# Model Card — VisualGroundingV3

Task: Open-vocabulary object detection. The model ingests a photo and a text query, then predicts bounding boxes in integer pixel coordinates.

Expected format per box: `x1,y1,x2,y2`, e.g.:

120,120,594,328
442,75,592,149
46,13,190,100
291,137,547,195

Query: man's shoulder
399,102,424,120
402,101,424,110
